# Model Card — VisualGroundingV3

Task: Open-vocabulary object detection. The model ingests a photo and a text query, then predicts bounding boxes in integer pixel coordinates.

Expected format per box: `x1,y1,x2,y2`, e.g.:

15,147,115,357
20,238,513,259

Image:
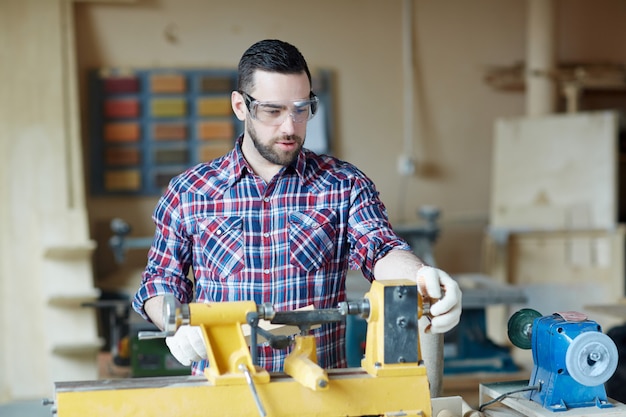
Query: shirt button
263,197,270,202
216,229,222,235
263,269,270,274
263,232,270,238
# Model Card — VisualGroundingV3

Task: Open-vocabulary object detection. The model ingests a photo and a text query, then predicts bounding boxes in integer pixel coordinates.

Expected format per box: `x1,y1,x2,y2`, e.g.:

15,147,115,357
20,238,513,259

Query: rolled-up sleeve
347,174,411,281
132,187,195,320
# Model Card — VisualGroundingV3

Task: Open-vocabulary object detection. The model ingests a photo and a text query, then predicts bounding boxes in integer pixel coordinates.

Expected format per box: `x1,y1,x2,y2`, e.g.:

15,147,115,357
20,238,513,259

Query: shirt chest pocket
289,209,337,272
197,216,245,279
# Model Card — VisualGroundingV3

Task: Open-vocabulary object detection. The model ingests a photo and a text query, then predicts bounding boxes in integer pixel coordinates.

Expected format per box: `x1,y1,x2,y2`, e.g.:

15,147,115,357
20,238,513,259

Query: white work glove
416,266,462,333
165,325,208,366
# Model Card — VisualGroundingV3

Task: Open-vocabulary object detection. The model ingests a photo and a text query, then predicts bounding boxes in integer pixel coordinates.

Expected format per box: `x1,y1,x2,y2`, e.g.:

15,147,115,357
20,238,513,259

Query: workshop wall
76,0,523,292
76,0,626,293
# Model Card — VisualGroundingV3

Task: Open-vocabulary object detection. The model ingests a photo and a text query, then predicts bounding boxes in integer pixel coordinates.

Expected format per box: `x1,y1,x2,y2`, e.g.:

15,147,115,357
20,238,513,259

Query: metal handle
238,363,266,417
138,330,171,340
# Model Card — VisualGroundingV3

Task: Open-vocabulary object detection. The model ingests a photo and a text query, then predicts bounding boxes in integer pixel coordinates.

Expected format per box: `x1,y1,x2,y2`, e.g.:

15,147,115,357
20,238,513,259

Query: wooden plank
104,122,140,142
104,169,141,191
443,371,530,410
197,121,234,140
586,299,626,318
199,75,232,92
102,75,139,94
105,147,140,165
482,227,626,354
506,229,624,321
104,98,140,118
200,142,232,161
197,97,232,116
152,122,187,140
490,111,619,229
151,98,187,117
480,381,626,417
150,73,186,93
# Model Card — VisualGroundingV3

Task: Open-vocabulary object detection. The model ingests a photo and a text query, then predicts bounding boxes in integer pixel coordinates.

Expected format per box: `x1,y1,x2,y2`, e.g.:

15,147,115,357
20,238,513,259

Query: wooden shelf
52,340,104,356
43,240,97,259
48,290,102,307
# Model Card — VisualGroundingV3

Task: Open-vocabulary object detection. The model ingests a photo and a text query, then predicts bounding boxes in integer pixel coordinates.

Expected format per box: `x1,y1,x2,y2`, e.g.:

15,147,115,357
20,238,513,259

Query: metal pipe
402,0,415,158
526,0,557,116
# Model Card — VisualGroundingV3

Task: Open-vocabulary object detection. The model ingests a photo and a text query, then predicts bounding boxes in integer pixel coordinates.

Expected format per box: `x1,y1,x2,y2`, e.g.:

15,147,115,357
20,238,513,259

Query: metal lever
137,330,170,339
238,363,266,417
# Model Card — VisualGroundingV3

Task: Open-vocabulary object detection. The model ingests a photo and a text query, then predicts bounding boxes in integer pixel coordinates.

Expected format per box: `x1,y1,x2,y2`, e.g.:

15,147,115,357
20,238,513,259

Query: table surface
479,380,626,417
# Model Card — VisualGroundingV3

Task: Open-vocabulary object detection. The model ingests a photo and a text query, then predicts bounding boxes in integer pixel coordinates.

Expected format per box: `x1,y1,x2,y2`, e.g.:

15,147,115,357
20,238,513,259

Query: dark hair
237,39,312,93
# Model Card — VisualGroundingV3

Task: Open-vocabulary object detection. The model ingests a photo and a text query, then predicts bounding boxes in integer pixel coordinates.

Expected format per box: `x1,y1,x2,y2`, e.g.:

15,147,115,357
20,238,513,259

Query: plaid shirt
132,138,410,375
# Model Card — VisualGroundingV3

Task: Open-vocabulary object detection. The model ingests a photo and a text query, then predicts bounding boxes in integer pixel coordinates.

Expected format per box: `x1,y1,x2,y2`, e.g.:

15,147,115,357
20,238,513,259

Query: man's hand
165,325,208,366
417,266,462,333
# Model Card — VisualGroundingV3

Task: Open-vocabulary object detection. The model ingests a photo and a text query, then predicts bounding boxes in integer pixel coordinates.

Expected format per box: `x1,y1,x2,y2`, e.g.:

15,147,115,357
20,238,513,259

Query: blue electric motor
508,309,619,412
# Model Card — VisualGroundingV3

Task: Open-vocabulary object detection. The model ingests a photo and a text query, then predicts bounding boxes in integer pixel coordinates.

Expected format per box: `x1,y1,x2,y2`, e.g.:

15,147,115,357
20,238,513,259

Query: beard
247,122,304,166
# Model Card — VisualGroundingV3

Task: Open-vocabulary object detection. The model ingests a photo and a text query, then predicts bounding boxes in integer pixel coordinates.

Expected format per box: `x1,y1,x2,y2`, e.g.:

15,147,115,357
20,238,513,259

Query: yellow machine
53,279,433,417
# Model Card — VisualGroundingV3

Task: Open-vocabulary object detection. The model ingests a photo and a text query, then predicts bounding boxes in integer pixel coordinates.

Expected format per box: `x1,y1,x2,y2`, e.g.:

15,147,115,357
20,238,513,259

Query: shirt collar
292,148,307,181
228,135,308,186
228,136,250,186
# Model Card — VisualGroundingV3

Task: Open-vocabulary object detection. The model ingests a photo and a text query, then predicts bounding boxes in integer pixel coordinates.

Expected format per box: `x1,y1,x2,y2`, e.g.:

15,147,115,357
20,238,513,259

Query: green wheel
507,308,542,350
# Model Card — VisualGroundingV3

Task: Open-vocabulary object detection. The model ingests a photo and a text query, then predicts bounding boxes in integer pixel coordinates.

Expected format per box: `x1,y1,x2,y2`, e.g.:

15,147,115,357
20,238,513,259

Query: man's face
233,70,311,168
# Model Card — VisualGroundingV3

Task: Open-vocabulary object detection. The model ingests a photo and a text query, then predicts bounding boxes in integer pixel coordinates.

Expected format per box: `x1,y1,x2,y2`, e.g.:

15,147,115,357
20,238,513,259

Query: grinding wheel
565,331,618,387
507,308,542,350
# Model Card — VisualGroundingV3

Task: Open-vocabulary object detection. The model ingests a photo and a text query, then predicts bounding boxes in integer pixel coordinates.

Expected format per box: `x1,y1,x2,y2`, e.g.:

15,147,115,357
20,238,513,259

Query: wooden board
586,299,626,319
442,371,530,410
479,381,626,417
490,111,619,229
482,227,626,358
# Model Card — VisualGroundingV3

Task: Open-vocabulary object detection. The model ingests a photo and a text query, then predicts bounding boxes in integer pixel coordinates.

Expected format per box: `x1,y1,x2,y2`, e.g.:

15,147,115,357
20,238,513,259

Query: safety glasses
240,91,319,126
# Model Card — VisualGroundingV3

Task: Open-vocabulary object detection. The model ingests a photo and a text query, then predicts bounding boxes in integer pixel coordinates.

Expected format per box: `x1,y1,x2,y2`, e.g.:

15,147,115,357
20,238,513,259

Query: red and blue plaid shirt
132,138,410,375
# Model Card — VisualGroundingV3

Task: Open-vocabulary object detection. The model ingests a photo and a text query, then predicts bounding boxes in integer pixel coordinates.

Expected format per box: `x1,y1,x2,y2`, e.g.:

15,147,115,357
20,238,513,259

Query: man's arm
373,248,462,398
373,249,461,332
144,295,165,330
373,248,426,281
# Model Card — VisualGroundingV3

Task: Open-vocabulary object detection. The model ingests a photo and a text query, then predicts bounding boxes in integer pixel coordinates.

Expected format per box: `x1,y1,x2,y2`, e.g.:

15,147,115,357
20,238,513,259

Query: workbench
479,380,626,417
442,370,530,409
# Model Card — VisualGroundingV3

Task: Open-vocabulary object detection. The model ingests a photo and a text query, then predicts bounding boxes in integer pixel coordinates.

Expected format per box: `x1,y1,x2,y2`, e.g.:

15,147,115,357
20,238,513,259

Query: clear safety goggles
240,91,319,126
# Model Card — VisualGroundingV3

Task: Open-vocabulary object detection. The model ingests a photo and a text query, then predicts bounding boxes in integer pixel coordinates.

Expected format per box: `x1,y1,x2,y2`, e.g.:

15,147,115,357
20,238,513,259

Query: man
132,39,461,396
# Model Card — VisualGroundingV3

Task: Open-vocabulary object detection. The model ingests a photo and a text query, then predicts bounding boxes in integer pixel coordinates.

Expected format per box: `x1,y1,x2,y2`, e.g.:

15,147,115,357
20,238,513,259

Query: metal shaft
238,363,266,417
